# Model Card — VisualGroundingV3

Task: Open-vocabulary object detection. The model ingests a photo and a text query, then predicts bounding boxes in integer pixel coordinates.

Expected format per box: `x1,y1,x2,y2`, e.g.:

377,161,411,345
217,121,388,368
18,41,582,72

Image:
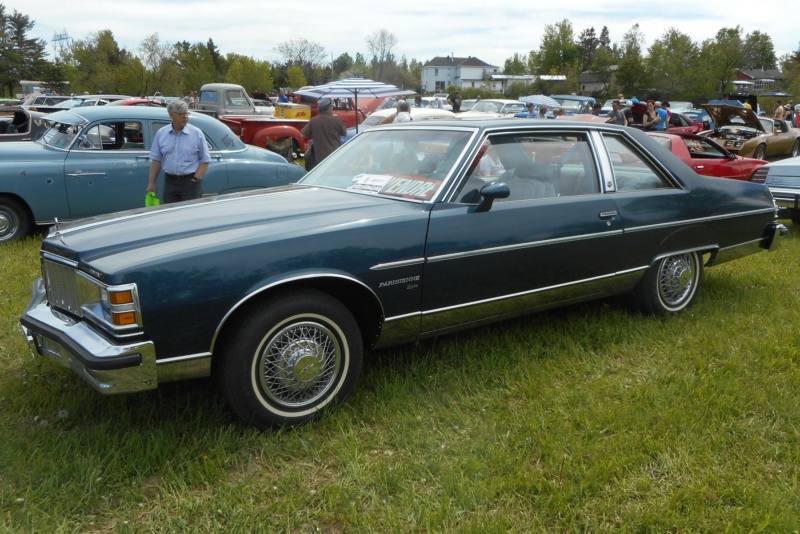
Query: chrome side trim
156,353,212,383
371,258,426,270
623,208,776,233
426,229,623,263
375,267,648,348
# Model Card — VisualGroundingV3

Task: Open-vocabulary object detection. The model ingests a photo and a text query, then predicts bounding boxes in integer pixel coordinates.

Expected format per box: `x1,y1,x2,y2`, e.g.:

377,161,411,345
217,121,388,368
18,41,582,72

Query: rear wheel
753,144,767,160
0,197,32,243
634,251,703,315
216,289,363,429
791,139,800,158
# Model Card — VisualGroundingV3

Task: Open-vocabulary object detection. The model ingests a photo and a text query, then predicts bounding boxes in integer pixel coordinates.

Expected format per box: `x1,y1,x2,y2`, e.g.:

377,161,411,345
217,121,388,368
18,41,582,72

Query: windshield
552,98,585,113
300,128,472,201
361,114,390,127
38,120,88,149
54,98,85,109
472,101,503,113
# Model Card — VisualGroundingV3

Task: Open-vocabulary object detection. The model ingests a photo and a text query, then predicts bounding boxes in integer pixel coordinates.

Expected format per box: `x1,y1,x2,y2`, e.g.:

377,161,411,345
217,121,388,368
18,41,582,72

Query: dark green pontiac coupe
20,119,786,429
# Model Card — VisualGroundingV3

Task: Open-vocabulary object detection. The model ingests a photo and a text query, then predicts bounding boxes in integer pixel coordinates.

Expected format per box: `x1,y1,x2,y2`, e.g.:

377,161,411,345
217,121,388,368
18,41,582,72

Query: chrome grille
42,258,81,316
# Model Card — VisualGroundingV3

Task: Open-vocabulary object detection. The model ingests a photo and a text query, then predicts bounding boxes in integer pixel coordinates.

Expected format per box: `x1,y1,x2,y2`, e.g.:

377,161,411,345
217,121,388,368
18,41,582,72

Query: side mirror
475,182,510,212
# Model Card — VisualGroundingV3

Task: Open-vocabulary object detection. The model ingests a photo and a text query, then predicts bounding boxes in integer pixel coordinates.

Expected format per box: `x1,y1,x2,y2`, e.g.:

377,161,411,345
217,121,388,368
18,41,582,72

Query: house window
435,68,438,76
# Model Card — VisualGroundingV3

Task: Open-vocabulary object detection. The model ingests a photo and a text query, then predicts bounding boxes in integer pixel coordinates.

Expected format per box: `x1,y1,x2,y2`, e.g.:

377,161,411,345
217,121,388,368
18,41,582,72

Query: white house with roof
420,55,501,93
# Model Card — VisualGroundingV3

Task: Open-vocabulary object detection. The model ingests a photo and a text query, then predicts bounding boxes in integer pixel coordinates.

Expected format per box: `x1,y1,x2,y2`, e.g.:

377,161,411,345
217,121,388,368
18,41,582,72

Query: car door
63,119,151,218
420,131,629,336
598,131,698,268
682,136,746,179
64,118,229,218
767,120,794,156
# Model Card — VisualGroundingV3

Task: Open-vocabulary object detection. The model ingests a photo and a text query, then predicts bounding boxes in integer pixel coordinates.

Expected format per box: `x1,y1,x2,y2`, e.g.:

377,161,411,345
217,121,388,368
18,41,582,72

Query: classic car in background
0,106,51,142
666,112,703,134
32,94,134,112
0,106,305,242
469,99,527,115
550,95,596,115
750,156,800,223
105,98,167,107
648,132,768,180
701,103,800,160
20,94,72,109
19,119,785,429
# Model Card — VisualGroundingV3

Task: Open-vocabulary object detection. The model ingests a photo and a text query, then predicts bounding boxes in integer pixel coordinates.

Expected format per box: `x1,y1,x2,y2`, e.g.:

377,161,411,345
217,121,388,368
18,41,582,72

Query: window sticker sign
347,174,440,201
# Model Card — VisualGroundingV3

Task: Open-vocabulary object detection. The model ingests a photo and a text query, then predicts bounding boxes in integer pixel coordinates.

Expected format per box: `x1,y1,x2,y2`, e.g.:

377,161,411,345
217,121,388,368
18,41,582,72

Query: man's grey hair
167,100,189,114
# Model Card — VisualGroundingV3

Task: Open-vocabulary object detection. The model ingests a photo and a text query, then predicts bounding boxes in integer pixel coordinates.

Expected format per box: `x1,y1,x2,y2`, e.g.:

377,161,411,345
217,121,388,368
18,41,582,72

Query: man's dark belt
165,172,196,181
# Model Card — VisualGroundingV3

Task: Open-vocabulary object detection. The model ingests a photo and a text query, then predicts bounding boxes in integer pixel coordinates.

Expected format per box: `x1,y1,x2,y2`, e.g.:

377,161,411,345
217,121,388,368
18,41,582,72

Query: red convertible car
648,132,767,180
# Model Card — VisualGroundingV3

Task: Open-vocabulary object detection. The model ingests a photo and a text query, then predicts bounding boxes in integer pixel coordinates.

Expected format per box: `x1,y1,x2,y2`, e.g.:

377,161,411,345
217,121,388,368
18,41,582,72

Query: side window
602,134,674,191
225,90,247,107
75,121,146,151
150,121,213,151
684,137,726,159
455,133,600,203
121,122,145,150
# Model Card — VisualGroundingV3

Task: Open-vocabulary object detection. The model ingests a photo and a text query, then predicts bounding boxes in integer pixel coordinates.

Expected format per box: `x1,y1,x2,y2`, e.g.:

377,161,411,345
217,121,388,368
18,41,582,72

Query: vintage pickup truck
196,83,272,117
211,86,374,159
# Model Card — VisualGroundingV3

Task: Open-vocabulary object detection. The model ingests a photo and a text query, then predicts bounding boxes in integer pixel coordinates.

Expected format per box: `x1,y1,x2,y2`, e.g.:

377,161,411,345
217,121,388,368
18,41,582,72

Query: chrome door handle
599,211,618,219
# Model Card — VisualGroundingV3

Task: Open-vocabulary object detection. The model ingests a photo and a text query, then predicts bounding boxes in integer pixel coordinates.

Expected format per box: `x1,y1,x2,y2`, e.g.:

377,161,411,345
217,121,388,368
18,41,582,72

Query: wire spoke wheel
657,254,698,310
635,251,703,315
217,289,363,429
258,319,341,408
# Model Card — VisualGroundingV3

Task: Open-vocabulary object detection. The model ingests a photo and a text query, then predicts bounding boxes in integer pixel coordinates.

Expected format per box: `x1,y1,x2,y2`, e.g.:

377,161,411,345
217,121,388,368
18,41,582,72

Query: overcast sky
8,0,798,71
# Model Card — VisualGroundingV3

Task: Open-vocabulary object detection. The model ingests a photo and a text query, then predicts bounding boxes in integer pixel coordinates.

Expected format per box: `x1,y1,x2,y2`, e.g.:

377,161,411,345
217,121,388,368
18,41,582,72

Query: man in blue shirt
277,89,290,103
147,100,211,204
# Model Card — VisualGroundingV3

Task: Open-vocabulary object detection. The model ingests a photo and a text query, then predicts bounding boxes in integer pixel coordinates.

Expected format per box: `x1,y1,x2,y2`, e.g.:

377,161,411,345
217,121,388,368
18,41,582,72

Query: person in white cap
301,98,346,170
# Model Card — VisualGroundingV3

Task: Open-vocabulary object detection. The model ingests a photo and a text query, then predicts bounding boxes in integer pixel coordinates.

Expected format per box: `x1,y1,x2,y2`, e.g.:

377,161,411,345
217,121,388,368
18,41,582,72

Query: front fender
252,125,308,151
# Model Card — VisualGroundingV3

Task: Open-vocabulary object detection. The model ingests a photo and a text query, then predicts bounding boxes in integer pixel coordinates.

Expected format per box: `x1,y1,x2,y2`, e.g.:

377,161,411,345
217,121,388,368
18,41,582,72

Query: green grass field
1,225,799,532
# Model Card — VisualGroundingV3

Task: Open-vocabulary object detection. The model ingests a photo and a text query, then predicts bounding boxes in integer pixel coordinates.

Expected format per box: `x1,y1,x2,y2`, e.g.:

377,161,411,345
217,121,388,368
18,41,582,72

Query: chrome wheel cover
658,254,696,309
0,209,18,242
257,319,342,409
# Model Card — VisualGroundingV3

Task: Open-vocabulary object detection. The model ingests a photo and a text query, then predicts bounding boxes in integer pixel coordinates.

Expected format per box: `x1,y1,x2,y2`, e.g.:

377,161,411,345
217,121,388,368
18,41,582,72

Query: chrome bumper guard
763,221,788,251
19,278,157,394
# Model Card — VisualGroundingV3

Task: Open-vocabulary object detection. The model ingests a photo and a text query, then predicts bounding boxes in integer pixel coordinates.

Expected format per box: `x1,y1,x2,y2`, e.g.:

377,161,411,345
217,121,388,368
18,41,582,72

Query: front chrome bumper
19,278,158,394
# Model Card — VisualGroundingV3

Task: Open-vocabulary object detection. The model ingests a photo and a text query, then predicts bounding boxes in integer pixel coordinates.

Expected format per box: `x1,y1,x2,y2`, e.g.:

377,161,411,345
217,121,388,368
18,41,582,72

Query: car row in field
0,106,306,242
20,118,785,429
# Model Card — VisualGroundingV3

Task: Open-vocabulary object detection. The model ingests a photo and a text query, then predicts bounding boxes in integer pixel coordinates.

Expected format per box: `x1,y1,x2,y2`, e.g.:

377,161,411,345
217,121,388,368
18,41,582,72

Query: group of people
775,100,800,127
522,103,568,119
181,91,199,109
604,96,669,130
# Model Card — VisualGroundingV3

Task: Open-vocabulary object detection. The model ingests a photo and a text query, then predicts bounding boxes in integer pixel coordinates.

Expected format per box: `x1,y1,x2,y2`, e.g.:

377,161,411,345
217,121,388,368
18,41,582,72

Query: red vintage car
648,132,767,180
666,112,703,134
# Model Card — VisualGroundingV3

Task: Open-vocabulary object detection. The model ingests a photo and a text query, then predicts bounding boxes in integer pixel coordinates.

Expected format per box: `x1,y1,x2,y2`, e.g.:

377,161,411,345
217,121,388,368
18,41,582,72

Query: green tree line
1,4,798,105
500,20,800,105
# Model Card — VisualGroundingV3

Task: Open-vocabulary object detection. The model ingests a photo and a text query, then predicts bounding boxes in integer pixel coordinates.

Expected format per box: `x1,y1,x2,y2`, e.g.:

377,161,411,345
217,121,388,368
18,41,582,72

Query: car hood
0,139,64,160
702,104,764,132
42,185,427,277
